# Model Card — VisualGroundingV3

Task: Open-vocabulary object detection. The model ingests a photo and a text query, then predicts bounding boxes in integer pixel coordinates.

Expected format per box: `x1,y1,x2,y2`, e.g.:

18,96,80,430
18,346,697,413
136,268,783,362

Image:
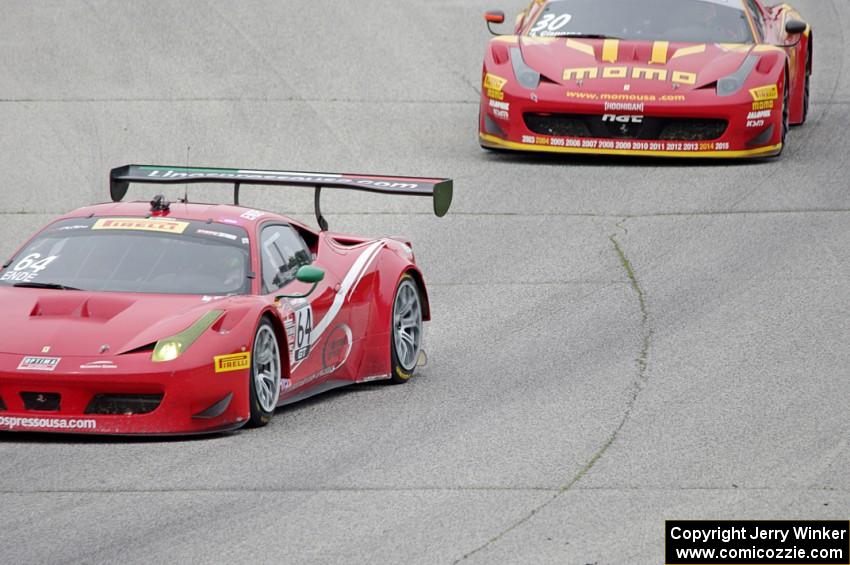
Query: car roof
54,201,314,234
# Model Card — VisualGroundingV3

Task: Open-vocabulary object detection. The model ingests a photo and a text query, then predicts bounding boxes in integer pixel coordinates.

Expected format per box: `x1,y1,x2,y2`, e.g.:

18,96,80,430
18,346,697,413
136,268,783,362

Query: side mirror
785,19,807,35
276,265,325,299
484,10,506,36
295,265,325,284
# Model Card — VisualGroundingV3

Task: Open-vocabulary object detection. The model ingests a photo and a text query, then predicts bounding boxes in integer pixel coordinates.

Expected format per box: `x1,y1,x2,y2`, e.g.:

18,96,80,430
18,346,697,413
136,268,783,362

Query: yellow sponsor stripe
565,38,594,57
650,41,669,64
671,44,707,59
602,39,619,63
521,36,557,45
479,134,782,159
718,43,751,52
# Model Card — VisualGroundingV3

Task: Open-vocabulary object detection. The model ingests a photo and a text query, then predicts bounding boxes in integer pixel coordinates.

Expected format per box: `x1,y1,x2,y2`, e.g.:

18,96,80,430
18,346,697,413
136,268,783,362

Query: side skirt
278,379,354,407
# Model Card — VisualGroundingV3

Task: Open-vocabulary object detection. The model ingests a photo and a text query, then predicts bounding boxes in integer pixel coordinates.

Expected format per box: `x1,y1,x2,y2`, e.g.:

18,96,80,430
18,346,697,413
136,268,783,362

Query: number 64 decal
0,253,59,283
293,305,313,362
14,253,58,273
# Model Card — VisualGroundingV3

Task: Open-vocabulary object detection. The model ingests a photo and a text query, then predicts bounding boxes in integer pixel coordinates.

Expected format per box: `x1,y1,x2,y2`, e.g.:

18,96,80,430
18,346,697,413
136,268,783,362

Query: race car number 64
294,306,313,361
14,253,58,272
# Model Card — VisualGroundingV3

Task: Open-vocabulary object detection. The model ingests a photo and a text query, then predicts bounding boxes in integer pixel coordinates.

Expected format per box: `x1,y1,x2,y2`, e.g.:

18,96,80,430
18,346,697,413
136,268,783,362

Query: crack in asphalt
610,235,652,379
451,233,653,564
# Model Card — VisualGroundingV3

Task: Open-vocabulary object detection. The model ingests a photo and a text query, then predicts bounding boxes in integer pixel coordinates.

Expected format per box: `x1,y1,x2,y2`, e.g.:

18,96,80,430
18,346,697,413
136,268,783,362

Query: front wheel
782,71,790,144
801,65,811,125
389,275,424,384
774,70,791,158
246,318,282,427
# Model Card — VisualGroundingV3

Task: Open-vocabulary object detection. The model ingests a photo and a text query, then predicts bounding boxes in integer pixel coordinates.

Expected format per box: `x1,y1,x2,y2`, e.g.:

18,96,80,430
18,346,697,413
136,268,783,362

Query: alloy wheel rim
252,325,281,412
393,280,422,371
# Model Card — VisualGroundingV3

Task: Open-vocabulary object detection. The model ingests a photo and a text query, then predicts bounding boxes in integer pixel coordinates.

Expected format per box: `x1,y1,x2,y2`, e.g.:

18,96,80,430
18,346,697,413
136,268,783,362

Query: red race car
0,165,452,435
479,0,812,158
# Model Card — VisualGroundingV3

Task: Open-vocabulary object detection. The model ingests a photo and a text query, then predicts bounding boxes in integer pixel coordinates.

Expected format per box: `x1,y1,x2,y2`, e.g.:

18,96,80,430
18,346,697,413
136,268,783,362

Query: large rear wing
109,165,453,231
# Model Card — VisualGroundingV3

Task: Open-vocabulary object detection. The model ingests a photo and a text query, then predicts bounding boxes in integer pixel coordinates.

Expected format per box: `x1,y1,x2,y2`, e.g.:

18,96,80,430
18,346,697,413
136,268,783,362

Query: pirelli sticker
749,85,779,102
214,352,251,373
92,218,189,234
483,73,508,101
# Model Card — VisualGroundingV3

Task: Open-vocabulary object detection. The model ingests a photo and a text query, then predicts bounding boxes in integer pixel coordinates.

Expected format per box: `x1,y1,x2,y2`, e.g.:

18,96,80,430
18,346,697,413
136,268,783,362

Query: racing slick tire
389,274,424,385
801,54,811,125
774,69,791,158
246,317,282,427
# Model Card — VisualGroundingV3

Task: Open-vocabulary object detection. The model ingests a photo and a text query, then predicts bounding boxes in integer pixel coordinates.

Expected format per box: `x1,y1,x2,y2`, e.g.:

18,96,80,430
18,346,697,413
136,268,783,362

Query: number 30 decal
531,13,572,34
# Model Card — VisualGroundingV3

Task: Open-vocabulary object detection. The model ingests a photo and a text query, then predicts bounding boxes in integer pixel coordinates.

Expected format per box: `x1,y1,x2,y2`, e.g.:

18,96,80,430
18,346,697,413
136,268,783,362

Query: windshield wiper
13,282,83,291
551,33,622,39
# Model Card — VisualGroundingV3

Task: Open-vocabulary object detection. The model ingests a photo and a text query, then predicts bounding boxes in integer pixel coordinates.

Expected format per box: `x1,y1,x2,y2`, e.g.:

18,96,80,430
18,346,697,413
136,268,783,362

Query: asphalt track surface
1,1,848,564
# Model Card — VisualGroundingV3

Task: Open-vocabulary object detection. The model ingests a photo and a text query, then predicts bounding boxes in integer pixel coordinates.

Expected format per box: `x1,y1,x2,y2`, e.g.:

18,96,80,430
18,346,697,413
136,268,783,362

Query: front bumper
479,82,782,159
0,353,250,435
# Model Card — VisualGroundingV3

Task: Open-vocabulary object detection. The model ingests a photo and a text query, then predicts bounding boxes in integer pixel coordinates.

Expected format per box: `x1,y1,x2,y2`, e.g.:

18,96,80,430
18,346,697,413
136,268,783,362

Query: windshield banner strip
92,218,190,234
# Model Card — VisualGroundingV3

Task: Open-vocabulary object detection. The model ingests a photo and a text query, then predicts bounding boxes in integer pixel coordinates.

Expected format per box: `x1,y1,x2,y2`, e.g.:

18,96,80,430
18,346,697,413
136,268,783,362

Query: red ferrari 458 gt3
0,165,452,435
479,0,812,158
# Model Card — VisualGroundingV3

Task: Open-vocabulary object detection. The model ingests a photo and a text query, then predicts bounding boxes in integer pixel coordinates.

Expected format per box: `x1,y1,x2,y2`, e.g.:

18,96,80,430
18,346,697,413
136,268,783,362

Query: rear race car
479,0,812,158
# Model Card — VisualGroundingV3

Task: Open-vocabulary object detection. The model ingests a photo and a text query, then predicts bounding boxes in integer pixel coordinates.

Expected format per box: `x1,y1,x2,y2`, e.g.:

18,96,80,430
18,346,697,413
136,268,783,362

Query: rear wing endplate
109,165,453,231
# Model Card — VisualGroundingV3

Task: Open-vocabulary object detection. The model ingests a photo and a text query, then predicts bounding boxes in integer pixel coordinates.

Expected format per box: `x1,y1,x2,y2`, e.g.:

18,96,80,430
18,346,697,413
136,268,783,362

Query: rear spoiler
109,164,453,231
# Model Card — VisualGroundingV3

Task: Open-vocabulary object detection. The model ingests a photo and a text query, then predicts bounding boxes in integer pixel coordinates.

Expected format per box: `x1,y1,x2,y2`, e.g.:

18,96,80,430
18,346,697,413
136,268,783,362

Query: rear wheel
389,275,423,384
247,318,281,427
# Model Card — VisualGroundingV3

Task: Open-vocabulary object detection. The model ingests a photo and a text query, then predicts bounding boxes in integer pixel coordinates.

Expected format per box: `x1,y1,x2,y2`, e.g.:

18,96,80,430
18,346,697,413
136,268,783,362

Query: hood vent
29,295,135,321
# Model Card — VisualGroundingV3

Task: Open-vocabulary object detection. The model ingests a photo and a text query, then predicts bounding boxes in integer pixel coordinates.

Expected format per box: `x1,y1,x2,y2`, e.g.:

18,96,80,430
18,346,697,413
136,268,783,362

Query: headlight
717,55,760,97
510,47,540,90
153,341,182,362
151,310,223,363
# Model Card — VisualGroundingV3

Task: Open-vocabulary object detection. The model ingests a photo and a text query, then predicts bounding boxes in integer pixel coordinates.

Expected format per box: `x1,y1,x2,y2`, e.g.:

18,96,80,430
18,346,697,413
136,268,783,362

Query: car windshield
527,0,753,44
0,217,251,295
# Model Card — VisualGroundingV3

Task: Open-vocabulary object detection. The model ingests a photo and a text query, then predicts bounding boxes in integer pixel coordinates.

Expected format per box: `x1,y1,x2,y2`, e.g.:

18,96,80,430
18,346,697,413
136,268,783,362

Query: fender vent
85,394,163,415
